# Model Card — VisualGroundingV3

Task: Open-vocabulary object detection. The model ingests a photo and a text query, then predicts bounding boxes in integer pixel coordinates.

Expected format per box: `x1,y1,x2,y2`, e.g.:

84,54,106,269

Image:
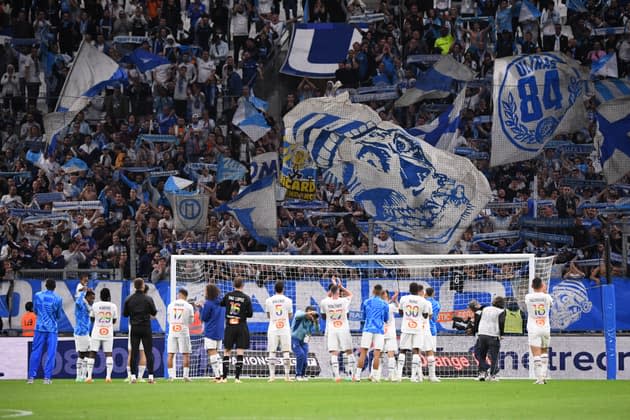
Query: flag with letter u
491,53,588,167
283,93,491,254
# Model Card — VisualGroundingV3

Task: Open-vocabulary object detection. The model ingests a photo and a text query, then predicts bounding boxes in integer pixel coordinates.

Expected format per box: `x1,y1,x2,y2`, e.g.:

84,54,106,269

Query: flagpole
55,40,86,112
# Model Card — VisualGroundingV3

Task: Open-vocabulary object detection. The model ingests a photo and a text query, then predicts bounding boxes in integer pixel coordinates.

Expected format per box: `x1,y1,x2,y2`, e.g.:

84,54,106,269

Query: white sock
347,354,356,378
428,355,436,379
86,358,95,380
183,367,190,378
411,354,421,381
373,365,381,381
331,355,340,378
106,357,113,380
148,374,154,382
533,356,542,381
268,353,276,378
388,357,396,379
168,367,176,379
540,354,549,380
82,357,89,379
76,357,84,379
283,352,291,378
126,366,131,379
210,355,220,378
397,353,406,379
138,365,146,379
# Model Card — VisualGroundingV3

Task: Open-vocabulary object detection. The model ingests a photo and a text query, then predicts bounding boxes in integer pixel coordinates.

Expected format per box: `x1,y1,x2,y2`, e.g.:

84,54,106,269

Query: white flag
491,53,589,167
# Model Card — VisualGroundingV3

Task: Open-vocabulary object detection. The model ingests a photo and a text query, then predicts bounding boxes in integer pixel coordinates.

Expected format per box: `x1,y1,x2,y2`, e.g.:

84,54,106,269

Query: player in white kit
380,289,399,381
525,277,553,384
86,288,118,383
397,282,431,382
167,288,195,381
265,280,294,382
320,276,355,382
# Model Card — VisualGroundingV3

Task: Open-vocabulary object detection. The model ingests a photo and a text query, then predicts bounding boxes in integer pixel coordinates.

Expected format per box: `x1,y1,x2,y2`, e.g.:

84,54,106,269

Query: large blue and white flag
44,111,78,155
591,53,618,79
215,176,278,246
232,99,271,142
56,42,127,112
594,78,630,102
407,87,467,152
216,153,248,183
280,23,364,78
519,0,541,22
283,93,492,254
491,53,589,167
250,152,279,183
125,48,170,73
595,98,630,184
395,55,475,107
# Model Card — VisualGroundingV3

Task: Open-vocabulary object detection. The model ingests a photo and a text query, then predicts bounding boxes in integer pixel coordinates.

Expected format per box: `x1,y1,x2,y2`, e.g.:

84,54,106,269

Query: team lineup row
26,276,553,384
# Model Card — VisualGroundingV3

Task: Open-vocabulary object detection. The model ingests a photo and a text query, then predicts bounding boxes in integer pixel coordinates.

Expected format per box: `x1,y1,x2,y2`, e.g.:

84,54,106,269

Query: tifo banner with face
2,278,630,335
283,93,492,254
491,53,589,167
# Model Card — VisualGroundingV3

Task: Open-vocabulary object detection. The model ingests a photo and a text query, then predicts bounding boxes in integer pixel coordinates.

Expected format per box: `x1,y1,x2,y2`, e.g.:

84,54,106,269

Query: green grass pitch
1,379,629,419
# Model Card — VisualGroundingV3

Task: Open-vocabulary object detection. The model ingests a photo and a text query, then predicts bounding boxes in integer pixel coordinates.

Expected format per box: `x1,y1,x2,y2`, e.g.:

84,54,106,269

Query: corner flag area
1,379,629,419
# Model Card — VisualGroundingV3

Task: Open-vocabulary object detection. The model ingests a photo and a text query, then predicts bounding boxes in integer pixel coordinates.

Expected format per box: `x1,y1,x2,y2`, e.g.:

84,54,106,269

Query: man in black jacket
124,278,158,383
542,24,568,53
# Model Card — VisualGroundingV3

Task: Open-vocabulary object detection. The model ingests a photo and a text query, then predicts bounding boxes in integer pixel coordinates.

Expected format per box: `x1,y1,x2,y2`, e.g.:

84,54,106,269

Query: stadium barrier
2,278,630,334
2,335,629,380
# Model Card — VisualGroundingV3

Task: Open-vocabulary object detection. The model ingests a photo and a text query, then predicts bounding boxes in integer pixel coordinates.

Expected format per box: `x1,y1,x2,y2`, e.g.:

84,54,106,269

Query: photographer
473,296,506,382
290,305,320,381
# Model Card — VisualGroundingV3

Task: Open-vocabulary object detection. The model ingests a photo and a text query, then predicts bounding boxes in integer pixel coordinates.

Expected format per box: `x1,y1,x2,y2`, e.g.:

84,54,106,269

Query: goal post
168,253,552,379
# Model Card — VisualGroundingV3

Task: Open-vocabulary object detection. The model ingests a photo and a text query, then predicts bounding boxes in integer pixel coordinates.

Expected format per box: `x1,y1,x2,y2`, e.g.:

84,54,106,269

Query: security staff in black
473,296,506,382
124,278,158,383
220,277,253,383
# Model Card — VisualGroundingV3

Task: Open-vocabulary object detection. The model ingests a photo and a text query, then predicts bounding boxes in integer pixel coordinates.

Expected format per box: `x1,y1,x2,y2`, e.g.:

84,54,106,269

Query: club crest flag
280,140,317,200
171,193,210,232
491,53,588,167
283,93,492,254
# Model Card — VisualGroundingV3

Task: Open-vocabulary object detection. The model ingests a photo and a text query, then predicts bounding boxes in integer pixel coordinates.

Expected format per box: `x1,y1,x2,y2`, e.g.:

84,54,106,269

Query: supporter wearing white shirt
196,50,216,84
374,231,395,254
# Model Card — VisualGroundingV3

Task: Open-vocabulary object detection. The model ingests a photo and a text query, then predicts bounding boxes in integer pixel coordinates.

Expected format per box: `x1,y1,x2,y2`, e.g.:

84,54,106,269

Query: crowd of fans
0,0,629,286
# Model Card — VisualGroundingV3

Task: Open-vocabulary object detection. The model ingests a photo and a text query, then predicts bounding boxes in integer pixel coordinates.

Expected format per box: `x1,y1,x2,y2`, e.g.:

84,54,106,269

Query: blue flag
232,100,271,142
594,78,630,102
61,157,88,173
567,0,587,12
595,98,630,184
215,176,278,246
407,87,466,151
216,154,248,183
126,48,170,73
591,53,618,78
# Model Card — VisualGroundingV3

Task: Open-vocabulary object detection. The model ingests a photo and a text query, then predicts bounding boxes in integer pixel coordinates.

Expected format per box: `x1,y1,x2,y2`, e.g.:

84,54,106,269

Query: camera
452,316,474,335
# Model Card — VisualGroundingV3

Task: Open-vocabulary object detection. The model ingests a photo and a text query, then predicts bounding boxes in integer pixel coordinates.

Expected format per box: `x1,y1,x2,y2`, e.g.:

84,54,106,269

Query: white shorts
90,338,114,353
399,332,422,350
326,329,352,352
267,332,291,352
359,332,384,351
168,335,192,354
74,335,90,352
528,330,551,348
419,331,435,352
383,336,398,353
204,338,222,351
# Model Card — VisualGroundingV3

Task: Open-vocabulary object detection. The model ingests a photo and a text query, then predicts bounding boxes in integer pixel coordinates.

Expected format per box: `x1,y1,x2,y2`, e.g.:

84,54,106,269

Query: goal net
169,254,554,380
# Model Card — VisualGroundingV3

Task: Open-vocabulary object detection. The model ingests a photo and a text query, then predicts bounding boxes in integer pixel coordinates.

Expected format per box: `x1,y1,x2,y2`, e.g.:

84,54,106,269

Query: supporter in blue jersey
200,284,226,382
291,306,320,381
74,288,95,382
28,279,64,384
356,284,389,382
